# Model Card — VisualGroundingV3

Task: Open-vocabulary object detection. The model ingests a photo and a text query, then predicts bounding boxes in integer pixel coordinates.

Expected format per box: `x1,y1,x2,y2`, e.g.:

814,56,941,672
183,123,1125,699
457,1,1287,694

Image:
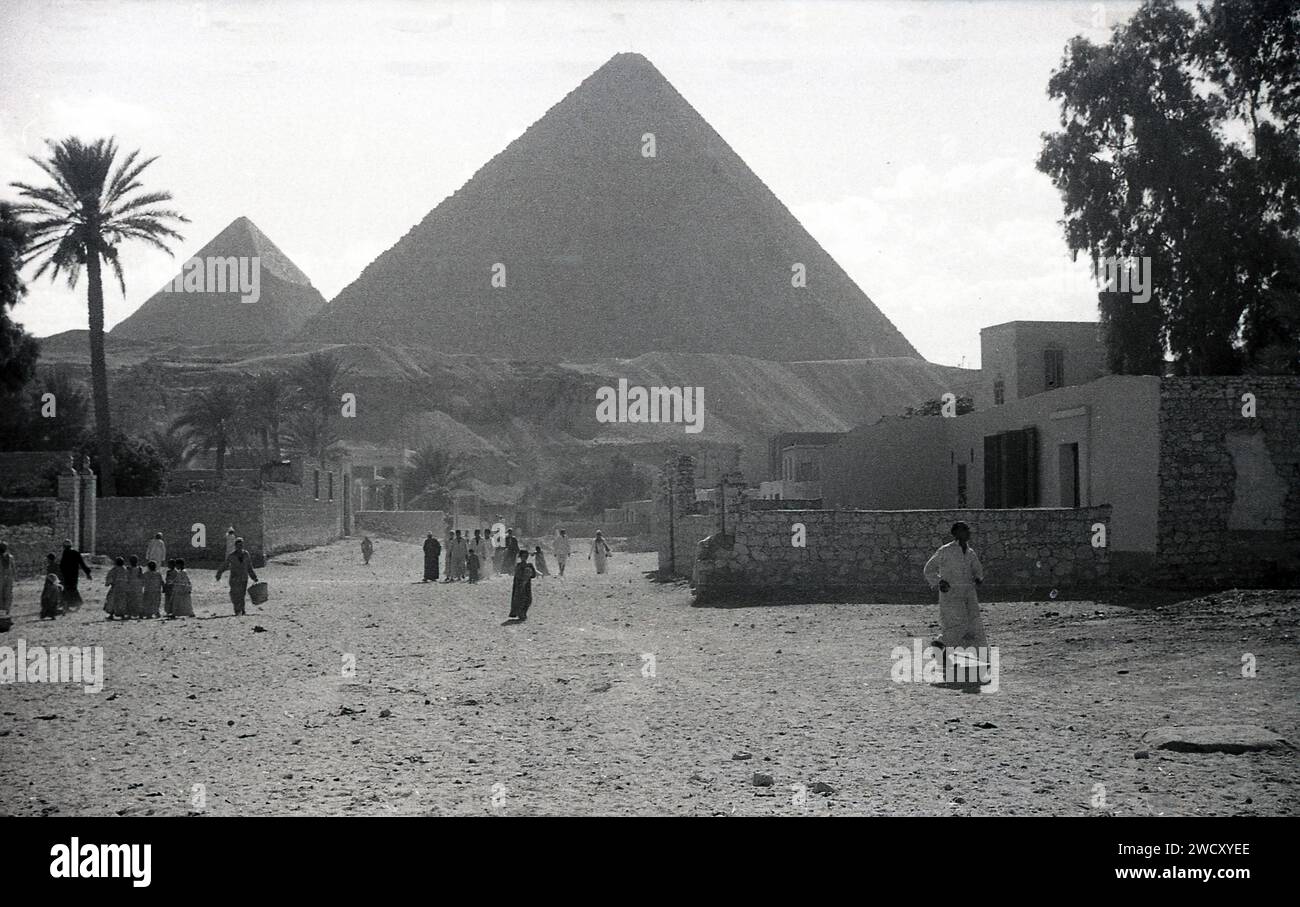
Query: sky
0,0,1156,368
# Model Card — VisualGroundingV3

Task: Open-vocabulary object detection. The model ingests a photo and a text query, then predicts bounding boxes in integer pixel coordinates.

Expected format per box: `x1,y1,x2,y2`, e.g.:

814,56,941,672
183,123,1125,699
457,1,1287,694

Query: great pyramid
300,53,919,361
112,216,328,343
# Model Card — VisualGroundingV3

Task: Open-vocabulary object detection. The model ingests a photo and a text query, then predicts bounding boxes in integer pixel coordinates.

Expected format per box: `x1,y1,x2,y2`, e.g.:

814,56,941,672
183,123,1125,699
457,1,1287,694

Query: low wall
0,523,63,577
693,506,1111,603
354,510,447,539
98,490,265,566
262,482,342,556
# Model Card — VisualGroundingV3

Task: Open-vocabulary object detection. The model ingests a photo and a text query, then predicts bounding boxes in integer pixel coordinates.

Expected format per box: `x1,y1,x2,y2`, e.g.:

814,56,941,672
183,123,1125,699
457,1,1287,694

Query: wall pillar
56,456,81,549
77,456,97,554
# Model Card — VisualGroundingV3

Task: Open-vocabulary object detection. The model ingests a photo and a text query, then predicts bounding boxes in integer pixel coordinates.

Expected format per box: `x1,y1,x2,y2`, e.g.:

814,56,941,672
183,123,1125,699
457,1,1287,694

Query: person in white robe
922,521,987,649
554,529,571,576
589,531,611,574
145,532,167,568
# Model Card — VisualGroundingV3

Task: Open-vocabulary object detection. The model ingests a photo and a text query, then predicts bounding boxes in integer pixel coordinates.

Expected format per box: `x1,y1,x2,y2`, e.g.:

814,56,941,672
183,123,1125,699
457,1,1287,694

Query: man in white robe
922,521,987,649
554,529,571,576
145,532,167,568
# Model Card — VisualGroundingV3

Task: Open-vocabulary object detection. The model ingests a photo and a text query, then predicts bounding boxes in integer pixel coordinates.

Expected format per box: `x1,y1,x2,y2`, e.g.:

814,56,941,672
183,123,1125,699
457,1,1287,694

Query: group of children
101,556,195,620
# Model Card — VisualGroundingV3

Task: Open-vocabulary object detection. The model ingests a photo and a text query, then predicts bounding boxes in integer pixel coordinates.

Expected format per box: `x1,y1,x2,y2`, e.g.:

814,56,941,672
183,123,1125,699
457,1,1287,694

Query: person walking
922,521,987,650
553,529,571,577
216,537,259,616
422,532,441,582
361,536,374,565
589,531,612,574
145,532,167,571
59,540,93,608
507,550,537,622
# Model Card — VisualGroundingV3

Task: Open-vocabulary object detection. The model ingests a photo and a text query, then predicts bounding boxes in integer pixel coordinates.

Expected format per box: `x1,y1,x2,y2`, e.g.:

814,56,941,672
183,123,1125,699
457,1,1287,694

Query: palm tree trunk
85,252,116,496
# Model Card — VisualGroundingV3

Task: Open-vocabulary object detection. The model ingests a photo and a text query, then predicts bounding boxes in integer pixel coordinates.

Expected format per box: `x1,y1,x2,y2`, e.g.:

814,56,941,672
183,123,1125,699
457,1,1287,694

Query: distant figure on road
39,554,62,619
216,537,259,616
554,529,571,576
589,531,611,574
533,545,549,575
142,561,163,618
422,532,441,582
507,550,537,621
0,542,14,615
164,560,178,616
449,531,468,581
170,559,194,617
225,527,237,558
471,530,491,579
59,540,92,607
923,521,986,649
467,548,481,583
361,536,374,565
502,529,519,575
104,557,129,619
125,556,145,619
145,532,167,570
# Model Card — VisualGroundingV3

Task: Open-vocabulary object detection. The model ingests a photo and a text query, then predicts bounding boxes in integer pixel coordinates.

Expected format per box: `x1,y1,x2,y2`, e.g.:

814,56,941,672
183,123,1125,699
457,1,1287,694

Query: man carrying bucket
216,537,259,616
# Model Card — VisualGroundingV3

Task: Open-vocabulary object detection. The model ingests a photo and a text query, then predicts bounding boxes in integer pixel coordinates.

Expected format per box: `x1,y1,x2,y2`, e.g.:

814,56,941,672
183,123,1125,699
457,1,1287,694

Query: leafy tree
1038,0,1300,375
11,137,188,492
0,203,39,394
71,432,167,496
581,453,651,514
283,409,338,463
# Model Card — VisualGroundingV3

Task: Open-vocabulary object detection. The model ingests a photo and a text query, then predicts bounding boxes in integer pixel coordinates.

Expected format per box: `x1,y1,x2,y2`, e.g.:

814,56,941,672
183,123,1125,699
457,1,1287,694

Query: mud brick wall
0,522,64,577
1155,377,1300,587
654,511,717,577
693,506,1111,602
261,482,343,557
97,490,266,566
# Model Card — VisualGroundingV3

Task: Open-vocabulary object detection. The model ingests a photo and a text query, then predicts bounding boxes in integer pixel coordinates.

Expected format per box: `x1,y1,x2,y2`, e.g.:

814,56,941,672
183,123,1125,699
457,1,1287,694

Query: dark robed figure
422,532,441,582
508,551,537,621
59,540,92,606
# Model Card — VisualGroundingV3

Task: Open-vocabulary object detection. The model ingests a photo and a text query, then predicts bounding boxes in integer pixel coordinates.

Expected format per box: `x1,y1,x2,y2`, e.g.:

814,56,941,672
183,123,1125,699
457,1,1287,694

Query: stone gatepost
77,455,97,555
56,455,81,548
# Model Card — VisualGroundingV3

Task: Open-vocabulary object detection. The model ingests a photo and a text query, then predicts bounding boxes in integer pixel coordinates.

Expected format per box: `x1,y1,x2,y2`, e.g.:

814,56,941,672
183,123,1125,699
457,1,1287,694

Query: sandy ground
1,538,1296,816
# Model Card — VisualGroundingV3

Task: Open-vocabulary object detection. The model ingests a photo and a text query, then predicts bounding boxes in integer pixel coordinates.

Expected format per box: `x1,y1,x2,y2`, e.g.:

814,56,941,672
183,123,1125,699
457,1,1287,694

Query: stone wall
97,490,266,566
1155,377,1300,587
0,523,64,577
692,506,1111,603
262,482,344,556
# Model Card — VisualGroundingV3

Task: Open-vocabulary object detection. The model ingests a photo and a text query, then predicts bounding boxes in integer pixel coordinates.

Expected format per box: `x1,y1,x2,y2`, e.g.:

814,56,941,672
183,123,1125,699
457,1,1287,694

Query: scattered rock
1134,751,1150,759
973,721,997,729
454,698,479,707
810,781,836,795
379,709,392,718
752,773,774,787
731,752,752,761
589,683,612,694
252,625,267,633
1141,725,1290,754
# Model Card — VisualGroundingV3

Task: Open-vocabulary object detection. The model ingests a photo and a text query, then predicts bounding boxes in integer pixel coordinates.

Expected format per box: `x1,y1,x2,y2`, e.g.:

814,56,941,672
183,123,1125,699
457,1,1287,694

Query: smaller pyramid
112,216,327,343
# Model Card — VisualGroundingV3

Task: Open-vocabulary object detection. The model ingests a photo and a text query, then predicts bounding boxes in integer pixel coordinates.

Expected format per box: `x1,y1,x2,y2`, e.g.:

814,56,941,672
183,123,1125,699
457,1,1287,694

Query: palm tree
403,444,470,510
10,137,187,495
289,350,352,415
283,409,338,463
1,202,40,394
246,371,292,461
170,380,248,484
145,424,193,471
